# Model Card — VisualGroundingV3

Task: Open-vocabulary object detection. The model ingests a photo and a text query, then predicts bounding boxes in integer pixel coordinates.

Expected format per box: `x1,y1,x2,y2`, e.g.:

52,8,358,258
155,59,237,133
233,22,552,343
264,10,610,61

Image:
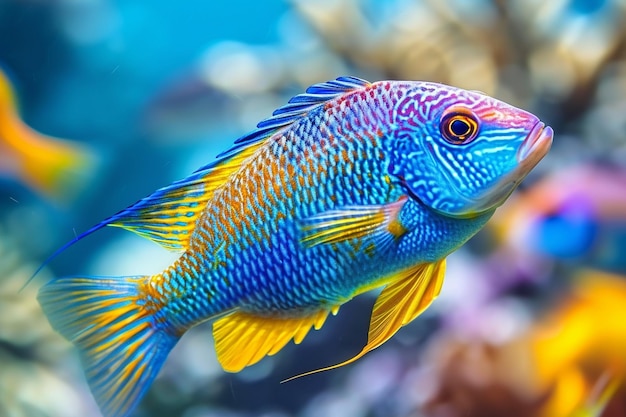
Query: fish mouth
478,122,553,210
517,122,553,167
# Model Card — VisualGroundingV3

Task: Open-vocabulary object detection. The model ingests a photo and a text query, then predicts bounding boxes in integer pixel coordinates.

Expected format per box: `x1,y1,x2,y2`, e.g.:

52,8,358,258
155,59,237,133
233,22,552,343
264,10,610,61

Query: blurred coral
0,225,96,417
416,271,626,417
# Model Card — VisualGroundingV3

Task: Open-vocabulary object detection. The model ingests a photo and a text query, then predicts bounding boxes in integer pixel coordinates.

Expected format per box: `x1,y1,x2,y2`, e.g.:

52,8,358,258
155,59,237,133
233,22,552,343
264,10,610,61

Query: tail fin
37,276,179,417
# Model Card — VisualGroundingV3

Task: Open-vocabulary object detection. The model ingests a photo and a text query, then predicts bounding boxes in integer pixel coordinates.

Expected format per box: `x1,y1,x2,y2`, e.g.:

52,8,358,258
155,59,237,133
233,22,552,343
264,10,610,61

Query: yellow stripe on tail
37,275,179,417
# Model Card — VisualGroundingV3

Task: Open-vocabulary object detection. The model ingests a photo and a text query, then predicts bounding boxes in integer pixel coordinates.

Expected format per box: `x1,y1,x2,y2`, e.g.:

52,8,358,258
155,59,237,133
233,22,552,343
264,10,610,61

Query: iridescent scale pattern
145,80,533,331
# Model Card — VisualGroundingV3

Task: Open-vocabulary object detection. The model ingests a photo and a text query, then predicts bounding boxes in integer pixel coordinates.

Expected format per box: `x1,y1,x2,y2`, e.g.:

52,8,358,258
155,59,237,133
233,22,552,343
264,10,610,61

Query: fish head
389,82,553,218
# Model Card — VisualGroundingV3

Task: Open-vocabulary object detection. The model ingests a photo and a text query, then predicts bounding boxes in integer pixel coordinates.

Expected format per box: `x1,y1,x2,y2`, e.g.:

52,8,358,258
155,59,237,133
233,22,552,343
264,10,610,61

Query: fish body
37,77,552,417
0,67,98,202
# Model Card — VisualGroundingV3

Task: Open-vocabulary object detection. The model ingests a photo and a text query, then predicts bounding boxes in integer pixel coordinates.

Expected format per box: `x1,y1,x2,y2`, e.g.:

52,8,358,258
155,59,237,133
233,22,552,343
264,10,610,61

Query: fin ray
213,76,370,160
213,308,339,373
37,276,179,417
25,139,265,290
570,370,622,417
27,76,371,287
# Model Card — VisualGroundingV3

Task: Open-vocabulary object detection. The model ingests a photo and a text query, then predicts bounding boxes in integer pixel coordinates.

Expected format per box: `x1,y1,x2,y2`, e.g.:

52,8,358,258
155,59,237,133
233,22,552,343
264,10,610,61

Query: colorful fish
0,67,97,202
37,77,553,417
491,165,626,274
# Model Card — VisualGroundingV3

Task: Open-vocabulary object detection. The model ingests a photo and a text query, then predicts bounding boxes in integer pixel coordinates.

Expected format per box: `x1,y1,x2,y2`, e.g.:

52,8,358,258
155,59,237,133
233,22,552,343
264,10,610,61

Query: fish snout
517,121,553,165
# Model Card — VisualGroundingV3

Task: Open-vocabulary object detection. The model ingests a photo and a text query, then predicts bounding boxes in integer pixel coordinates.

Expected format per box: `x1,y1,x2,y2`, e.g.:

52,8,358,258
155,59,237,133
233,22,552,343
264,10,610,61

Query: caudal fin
37,276,179,417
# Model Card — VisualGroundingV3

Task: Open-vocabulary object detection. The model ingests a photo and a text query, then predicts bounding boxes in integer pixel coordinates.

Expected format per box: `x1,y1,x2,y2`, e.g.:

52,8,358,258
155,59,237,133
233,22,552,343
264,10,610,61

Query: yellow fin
300,196,408,247
110,78,371,250
108,141,263,251
213,308,339,373
283,259,446,382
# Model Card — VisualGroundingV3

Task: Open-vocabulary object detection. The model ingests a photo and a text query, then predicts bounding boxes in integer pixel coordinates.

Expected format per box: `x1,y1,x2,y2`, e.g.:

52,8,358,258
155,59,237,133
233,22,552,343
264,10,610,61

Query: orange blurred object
0,68,98,203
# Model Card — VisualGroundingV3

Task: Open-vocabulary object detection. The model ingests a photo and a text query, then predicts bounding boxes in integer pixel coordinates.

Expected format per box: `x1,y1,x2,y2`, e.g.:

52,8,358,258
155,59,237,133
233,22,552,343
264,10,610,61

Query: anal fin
283,259,446,381
213,307,339,373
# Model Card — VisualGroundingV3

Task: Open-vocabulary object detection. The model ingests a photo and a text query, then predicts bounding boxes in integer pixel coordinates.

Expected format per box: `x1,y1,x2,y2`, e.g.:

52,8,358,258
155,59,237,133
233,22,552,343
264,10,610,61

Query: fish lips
517,122,554,167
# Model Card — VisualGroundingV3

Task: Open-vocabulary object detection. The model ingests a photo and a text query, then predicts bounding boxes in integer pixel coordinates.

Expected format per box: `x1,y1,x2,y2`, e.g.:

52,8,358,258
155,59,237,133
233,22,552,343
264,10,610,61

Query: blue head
386,82,553,218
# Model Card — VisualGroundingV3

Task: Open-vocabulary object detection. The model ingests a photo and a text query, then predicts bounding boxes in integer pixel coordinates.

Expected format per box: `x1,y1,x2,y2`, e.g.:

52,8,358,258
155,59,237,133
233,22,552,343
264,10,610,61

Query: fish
491,165,626,274
36,76,553,417
0,67,98,202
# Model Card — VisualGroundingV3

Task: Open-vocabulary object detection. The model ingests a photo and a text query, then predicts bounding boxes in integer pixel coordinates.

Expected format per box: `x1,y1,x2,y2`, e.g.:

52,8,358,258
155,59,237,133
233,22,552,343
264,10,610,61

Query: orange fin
283,259,446,382
0,68,99,202
213,308,340,373
300,196,408,247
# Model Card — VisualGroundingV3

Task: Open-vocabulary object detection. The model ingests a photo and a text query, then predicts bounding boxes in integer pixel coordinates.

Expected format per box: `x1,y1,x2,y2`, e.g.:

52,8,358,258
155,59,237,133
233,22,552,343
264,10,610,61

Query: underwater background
2,0,626,416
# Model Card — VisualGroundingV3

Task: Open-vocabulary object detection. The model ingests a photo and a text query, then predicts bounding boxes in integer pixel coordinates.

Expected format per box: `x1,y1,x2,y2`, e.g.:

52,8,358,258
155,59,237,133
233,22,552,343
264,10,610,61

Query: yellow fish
0,67,97,202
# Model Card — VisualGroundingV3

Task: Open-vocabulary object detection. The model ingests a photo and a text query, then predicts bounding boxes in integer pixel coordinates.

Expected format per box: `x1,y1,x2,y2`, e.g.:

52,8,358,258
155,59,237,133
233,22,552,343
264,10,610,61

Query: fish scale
153,93,400,325
36,77,552,417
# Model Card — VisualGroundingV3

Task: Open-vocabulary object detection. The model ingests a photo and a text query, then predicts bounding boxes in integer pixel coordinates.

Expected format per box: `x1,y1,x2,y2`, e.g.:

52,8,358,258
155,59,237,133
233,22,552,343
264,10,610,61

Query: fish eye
440,109,479,145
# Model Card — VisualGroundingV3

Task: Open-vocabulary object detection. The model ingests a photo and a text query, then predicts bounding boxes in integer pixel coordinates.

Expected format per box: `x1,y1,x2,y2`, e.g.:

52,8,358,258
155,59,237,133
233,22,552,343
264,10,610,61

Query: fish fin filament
27,76,370,283
37,275,179,417
283,259,446,382
299,196,408,247
213,308,339,373
568,369,622,417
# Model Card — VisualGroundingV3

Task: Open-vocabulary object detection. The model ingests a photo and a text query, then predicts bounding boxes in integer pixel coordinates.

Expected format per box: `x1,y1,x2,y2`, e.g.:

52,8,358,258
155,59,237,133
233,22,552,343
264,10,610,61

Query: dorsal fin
210,76,371,161
26,76,371,287
24,140,264,288
103,75,370,247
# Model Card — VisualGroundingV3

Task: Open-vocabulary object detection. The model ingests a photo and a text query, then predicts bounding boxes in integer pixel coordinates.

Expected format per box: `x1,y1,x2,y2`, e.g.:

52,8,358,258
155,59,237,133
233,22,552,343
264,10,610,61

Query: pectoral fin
283,259,446,382
300,196,408,248
213,307,340,373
